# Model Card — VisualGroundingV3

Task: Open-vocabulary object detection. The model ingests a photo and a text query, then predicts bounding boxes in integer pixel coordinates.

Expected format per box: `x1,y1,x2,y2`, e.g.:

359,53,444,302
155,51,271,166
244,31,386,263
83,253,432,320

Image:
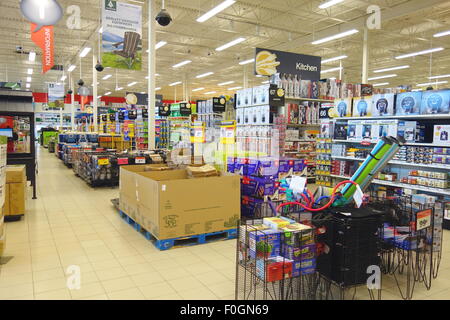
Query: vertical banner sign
255,48,321,80
220,121,236,144
190,121,205,143
102,1,142,70
31,24,54,74
47,82,65,109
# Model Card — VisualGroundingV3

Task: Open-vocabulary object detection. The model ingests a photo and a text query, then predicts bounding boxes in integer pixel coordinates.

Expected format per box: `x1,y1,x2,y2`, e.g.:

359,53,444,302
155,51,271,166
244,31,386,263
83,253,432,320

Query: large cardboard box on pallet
119,164,170,225
0,206,5,257
135,169,240,240
4,165,26,216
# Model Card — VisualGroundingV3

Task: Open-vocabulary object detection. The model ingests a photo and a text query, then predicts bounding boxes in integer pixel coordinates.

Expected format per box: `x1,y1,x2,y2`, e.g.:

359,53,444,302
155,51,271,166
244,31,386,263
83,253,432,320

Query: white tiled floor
0,147,449,300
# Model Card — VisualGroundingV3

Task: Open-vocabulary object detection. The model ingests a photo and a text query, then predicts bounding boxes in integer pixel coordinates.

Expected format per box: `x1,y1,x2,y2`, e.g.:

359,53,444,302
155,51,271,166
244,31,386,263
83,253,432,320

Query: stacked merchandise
155,119,169,149
169,117,190,148
287,102,320,125
316,121,333,187
0,136,6,257
236,217,316,300
272,73,320,100
404,170,449,189
4,165,26,219
393,146,450,166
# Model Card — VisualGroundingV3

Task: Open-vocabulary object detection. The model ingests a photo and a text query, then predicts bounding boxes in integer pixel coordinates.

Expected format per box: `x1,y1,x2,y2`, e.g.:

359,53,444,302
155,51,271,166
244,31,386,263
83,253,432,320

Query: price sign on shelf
117,158,129,165
98,158,110,166
416,209,432,231
135,157,146,164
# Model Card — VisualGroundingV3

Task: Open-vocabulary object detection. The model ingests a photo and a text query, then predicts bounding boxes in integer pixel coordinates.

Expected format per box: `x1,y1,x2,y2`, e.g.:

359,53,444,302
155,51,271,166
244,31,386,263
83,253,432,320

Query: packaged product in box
433,125,450,146
334,122,348,140
352,96,373,117
396,91,422,115
239,223,270,244
331,98,352,118
260,105,273,125
256,257,293,282
372,93,395,116
241,176,277,198
237,89,244,108
287,104,299,124
263,217,291,230
249,229,281,258
245,88,253,107
292,258,316,276
420,90,450,115
361,121,373,141
236,108,244,125
347,120,362,141
397,121,417,142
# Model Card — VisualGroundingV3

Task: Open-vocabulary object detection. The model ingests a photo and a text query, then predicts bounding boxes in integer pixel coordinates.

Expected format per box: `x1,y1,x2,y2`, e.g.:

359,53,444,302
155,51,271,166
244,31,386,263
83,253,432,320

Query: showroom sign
255,48,322,81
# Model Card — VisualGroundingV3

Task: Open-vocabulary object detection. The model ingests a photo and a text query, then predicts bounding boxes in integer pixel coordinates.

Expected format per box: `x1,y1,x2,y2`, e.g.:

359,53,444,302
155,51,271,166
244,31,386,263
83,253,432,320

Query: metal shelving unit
334,114,450,121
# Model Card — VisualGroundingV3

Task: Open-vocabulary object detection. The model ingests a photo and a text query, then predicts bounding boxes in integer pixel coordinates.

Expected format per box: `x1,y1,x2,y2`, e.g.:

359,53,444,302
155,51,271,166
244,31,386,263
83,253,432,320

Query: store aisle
0,148,236,300
1,147,450,300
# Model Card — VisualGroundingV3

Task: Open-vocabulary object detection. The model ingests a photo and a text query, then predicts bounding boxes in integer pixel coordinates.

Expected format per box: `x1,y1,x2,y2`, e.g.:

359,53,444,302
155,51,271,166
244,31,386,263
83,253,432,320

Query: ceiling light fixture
196,72,214,78
28,51,36,62
27,68,33,75
205,91,216,95
155,87,161,91
319,0,344,9
218,81,234,86
192,87,204,92
102,74,112,80
373,65,409,73
68,65,76,72
196,0,236,23
127,82,138,87
169,81,182,86
79,47,91,58
321,67,342,74
261,81,269,84
116,87,123,91
98,27,103,33
228,86,242,91
373,82,390,87
417,80,448,87
105,92,111,95
428,74,450,80
239,58,255,65
433,30,450,38
26,83,30,88
312,29,358,45
368,74,397,81
26,77,32,82
155,41,167,49
321,55,347,64
172,60,192,68
216,37,246,51
395,47,444,59
61,75,67,81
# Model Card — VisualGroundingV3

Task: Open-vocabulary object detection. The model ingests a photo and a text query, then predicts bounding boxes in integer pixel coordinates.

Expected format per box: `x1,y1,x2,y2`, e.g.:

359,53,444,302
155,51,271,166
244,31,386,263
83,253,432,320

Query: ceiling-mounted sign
269,85,285,107
141,109,148,119
158,104,171,117
128,109,137,119
109,113,116,122
102,1,143,70
255,48,322,81
47,83,65,109
125,93,138,105
125,92,164,107
180,103,192,116
213,97,226,113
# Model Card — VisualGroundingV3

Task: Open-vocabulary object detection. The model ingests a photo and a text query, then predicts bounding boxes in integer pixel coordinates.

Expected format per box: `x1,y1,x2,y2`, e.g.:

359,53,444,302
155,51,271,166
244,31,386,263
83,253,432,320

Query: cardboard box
372,93,395,116
396,92,422,115
136,169,240,240
420,90,450,115
6,165,26,183
5,183,25,215
352,96,373,117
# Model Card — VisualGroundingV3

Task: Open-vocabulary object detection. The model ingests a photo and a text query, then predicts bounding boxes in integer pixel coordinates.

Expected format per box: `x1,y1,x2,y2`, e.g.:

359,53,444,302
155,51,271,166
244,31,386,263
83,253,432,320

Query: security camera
155,9,172,26
95,63,104,72
77,79,84,86
68,89,73,95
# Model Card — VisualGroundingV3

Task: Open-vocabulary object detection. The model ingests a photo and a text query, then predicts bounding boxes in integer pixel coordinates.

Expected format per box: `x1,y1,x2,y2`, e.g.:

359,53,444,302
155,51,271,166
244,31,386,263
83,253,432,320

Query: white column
243,65,248,89
93,53,98,133
362,28,369,84
183,74,189,102
148,0,156,150
59,107,63,130
339,60,343,81
71,76,75,131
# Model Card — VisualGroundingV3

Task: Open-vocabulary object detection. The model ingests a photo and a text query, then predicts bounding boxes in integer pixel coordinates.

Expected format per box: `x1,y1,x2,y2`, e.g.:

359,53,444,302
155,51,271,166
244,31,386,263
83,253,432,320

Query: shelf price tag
416,209,432,231
135,157,146,164
98,158,110,166
353,184,364,208
117,158,129,165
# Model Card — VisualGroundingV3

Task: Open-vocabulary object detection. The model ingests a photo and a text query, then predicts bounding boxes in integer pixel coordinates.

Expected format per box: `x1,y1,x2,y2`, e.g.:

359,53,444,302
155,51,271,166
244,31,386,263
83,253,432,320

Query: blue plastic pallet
115,205,237,251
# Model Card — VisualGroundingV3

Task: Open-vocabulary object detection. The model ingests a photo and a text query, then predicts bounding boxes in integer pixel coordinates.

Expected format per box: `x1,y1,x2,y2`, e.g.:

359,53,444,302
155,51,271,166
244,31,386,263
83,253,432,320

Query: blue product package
227,157,236,173
292,258,316,276
241,176,277,198
373,93,395,116
293,159,307,173
396,92,422,115
249,229,281,259
420,90,450,115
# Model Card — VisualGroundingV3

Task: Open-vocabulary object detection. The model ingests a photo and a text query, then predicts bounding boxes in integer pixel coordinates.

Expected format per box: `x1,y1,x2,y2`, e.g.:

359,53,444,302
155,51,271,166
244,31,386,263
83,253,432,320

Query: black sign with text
269,85,285,107
128,109,137,120
158,104,171,117
213,97,227,113
180,103,192,116
142,109,148,119
109,114,116,122
101,114,107,122
118,111,125,121
319,107,332,119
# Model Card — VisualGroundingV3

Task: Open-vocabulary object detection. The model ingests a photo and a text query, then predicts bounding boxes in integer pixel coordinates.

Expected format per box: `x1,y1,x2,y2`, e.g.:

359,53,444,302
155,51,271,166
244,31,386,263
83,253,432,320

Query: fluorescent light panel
205,91,216,94
102,74,112,80
26,83,30,88
321,55,347,64
116,87,123,91
373,82,390,87
395,47,444,59
261,81,269,84
319,0,344,9
321,67,342,74
373,65,409,73
60,76,67,81
196,72,214,79
105,92,111,95
368,74,397,81
216,37,245,51
155,41,167,49
127,82,137,87
312,29,358,45
428,74,450,80
169,81,182,86
27,68,33,75
79,47,91,58
417,81,448,87
228,86,242,90
68,65,76,72
28,51,36,62
192,87,204,92
239,58,255,65
434,30,450,38
155,87,161,91
197,0,236,23
172,60,192,68
218,81,234,86
26,77,32,82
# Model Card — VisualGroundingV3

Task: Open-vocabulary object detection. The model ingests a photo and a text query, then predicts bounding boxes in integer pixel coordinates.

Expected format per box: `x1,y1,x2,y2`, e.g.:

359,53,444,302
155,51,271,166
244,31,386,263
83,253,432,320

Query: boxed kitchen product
241,176,277,198
4,165,27,216
352,96,373,117
135,169,240,240
347,120,363,141
372,93,395,116
330,98,352,118
249,229,281,259
420,90,450,115
396,91,422,115
245,88,253,107
334,122,348,140
361,121,373,141
256,256,293,281
433,125,450,146
263,217,291,230
287,104,299,124
243,108,250,125
236,89,245,108
397,121,417,142
236,108,244,125
260,105,273,125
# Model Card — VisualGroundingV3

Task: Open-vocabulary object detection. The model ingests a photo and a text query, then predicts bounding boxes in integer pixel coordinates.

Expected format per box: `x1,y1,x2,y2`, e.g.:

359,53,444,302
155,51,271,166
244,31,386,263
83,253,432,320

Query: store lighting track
192,87,204,92
172,60,192,68
68,65,76,72
29,51,36,62
373,82,389,87
368,74,397,81
196,0,236,23
127,82,137,87
196,72,214,79
155,41,167,49
27,68,33,75
321,55,347,64
205,91,216,94
321,67,342,74
105,92,111,95
218,81,234,86
395,47,444,59
79,47,91,58
169,81,182,86
428,74,450,80
373,65,409,73
319,0,344,9
102,74,112,80
216,37,245,51
433,30,450,38
312,29,358,45
417,80,448,87
26,77,32,82
239,58,255,65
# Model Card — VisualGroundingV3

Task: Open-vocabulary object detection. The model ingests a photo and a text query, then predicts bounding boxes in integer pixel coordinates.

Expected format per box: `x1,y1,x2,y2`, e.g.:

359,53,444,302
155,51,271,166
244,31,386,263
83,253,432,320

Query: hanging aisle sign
220,121,236,145
255,48,321,80
47,83,64,109
102,0,143,70
31,24,55,74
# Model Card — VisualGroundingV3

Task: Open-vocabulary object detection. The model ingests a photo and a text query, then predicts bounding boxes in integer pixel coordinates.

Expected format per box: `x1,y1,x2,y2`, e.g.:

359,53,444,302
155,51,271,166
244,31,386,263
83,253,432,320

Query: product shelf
334,114,450,121
332,140,450,148
330,155,450,170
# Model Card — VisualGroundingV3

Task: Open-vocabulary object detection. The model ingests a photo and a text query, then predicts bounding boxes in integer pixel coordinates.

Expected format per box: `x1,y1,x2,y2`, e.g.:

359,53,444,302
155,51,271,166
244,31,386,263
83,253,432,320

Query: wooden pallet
112,199,237,251
4,214,24,222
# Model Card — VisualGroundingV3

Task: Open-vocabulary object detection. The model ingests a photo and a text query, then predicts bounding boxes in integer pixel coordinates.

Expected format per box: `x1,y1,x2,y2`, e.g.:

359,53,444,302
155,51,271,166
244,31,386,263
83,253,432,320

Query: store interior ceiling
0,0,449,100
